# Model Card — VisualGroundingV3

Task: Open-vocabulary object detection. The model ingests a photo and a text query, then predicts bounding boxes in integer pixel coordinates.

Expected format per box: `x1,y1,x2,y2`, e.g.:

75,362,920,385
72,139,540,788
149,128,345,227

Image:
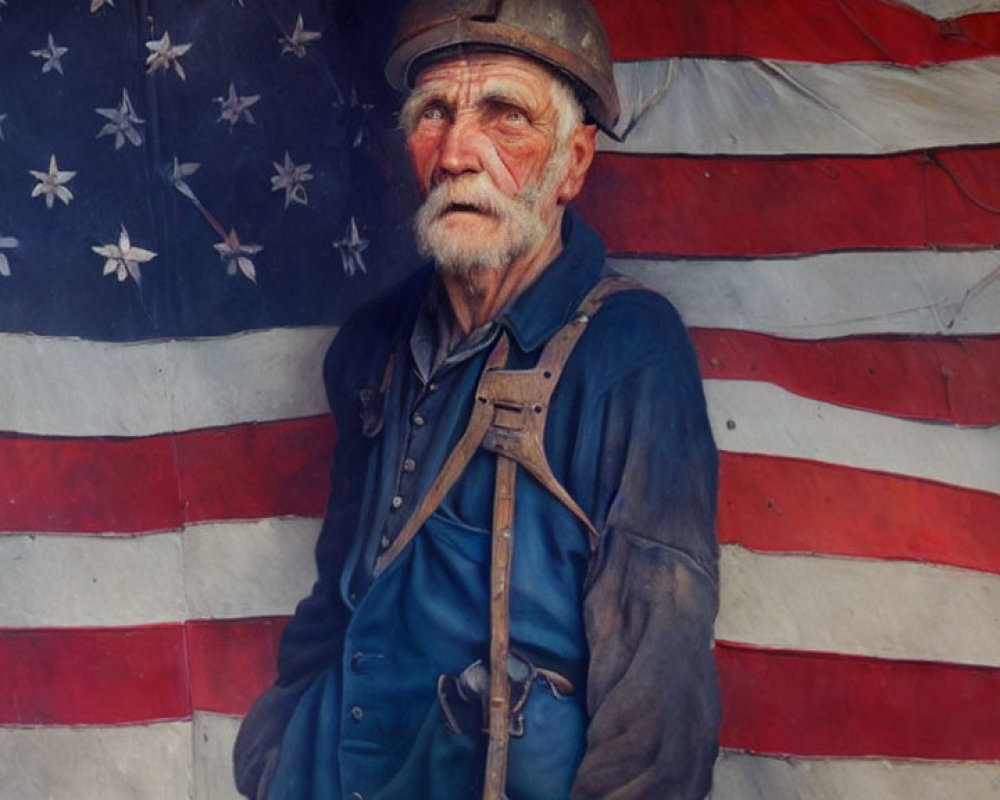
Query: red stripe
9,622,997,762
928,149,1000,245
593,0,1000,64
187,617,287,716
694,330,1000,425
577,148,1000,256
0,434,182,533
0,417,334,534
177,418,334,525
0,621,286,724
717,641,1000,758
6,419,999,581
719,453,1000,575
0,626,189,725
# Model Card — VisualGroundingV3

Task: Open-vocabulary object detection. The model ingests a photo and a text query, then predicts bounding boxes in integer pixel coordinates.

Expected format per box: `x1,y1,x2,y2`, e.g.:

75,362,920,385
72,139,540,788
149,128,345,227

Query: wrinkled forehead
410,49,562,104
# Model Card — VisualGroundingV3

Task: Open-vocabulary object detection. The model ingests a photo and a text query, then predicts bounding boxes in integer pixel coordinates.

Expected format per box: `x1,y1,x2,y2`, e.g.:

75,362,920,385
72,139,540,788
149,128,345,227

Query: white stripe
166,327,332,435
711,751,1000,799
0,532,186,627
0,519,321,628
9,722,998,799
718,545,1000,667
193,712,243,800
0,722,192,800
193,717,1000,800
4,250,999,437
707,380,1000,494
610,250,1000,339
13,521,1000,670
0,326,334,437
184,518,320,620
900,0,1000,18
606,57,1000,155
6,717,994,800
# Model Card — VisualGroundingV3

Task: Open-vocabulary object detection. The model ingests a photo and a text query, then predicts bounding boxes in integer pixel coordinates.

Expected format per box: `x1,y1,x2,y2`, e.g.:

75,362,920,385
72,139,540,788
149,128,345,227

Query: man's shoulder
339,265,433,342
551,270,703,403
586,273,693,360
322,265,432,399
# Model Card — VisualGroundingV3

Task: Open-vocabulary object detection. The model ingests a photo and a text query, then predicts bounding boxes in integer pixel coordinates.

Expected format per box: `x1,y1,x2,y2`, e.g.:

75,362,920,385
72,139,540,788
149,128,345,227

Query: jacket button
351,652,367,673
350,705,364,722
350,793,364,800
402,457,416,473
391,495,403,509
412,413,425,427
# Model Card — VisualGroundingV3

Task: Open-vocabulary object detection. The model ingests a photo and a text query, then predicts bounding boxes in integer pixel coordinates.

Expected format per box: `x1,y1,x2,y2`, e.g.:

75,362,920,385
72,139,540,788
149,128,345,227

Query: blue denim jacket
235,210,720,800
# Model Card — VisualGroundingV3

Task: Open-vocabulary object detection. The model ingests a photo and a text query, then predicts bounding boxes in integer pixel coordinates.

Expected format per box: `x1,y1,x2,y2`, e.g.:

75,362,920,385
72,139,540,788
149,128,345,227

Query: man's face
403,52,586,274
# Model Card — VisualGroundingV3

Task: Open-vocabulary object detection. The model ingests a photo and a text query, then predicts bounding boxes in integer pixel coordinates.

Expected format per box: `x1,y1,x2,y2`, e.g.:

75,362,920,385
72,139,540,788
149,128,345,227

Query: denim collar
409,207,607,371
496,208,606,353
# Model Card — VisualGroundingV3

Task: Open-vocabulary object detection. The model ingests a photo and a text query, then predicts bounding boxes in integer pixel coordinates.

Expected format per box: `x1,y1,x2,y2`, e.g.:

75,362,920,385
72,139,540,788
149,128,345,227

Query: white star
333,216,369,276
346,85,374,148
90,0,115,12
270,151,313,208
214,228,262,283
214,82,260,129
0,235,18,277
31,33,69,75
92,225,157,285
280,14,321,58
29,155,76,209
95,89,145,150
145,32,193,80
169,157,201,202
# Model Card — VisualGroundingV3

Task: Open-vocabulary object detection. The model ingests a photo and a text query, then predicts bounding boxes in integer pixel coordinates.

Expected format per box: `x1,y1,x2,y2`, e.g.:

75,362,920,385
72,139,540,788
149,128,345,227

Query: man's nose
436,112,484,177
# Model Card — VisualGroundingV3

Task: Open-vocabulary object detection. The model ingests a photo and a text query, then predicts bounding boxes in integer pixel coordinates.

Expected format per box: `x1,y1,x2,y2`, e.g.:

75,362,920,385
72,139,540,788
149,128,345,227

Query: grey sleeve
570,348,721,799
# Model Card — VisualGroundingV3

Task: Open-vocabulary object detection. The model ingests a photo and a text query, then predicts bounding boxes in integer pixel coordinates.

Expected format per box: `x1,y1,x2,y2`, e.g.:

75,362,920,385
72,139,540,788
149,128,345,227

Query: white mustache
420,174,526,223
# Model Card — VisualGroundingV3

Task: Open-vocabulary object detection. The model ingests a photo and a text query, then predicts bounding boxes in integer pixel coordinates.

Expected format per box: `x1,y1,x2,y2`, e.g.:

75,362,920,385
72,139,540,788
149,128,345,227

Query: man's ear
557,124,598,205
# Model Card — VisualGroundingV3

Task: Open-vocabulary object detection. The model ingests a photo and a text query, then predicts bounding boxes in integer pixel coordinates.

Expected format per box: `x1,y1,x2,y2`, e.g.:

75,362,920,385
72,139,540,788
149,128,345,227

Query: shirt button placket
351,652,367,673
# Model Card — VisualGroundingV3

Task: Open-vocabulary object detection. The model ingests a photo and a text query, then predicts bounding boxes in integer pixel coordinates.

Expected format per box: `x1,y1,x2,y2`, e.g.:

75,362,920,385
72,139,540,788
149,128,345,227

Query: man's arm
233,331,368,798
569,304,720,800
232,467,358,798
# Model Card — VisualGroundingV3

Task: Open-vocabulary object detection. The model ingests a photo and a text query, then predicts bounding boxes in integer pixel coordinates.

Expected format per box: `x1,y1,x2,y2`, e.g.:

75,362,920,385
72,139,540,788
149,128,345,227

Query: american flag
2,0,999,797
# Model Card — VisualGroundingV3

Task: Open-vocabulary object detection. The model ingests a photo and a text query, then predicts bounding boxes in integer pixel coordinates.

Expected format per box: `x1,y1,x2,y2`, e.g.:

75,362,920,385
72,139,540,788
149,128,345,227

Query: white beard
414,144,569,282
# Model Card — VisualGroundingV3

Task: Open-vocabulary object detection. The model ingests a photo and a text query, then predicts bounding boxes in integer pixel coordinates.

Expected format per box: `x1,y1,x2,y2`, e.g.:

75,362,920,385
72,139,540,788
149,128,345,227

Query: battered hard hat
385,0,620,134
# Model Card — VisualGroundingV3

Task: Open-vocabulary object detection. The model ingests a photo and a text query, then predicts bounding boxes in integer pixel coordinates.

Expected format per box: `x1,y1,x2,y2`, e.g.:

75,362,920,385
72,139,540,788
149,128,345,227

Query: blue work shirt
235,210,721,800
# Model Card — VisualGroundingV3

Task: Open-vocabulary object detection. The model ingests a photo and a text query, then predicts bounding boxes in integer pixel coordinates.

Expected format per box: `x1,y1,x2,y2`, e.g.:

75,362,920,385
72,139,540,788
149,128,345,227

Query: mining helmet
385,0,620,134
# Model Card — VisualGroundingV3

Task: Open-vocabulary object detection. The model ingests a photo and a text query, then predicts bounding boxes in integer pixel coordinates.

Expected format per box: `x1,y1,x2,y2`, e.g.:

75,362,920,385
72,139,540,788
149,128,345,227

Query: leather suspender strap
373,335,511,577
478,274,642,800
484,448,517,799
373,274,641,578
369,273,645,799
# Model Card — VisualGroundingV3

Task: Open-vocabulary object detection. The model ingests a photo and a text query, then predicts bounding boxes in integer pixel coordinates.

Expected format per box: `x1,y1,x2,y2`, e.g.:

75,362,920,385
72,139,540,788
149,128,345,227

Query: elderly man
235,2,720,798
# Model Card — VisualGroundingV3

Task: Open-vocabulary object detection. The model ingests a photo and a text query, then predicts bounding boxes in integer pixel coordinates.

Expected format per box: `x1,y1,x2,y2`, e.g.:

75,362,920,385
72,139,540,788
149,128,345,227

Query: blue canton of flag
0,0,416,341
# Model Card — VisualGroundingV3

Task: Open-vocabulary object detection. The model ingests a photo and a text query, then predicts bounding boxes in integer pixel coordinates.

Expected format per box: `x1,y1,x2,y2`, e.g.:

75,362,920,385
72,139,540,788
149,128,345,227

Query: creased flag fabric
1,0,999,798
